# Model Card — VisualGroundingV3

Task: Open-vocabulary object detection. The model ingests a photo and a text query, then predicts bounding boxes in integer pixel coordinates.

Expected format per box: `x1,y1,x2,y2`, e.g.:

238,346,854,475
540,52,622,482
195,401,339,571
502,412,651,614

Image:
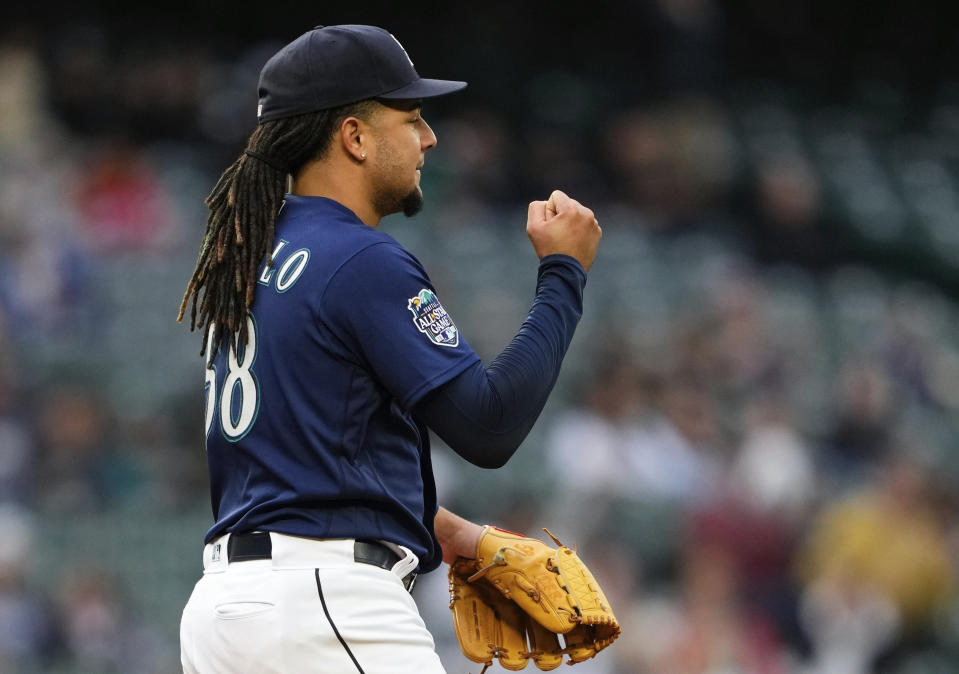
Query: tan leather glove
449,526,620,671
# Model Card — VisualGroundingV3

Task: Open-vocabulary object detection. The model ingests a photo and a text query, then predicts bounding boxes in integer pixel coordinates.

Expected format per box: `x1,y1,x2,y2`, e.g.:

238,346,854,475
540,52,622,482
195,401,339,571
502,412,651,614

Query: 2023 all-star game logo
408,288,459,347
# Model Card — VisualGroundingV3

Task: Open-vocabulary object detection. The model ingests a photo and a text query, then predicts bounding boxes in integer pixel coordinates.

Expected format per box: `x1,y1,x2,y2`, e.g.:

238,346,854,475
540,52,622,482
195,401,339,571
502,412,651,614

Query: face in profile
367,100,436,218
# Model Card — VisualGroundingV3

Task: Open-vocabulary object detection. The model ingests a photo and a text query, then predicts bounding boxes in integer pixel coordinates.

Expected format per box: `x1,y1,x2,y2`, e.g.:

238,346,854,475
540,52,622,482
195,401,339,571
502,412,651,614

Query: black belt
227,532,417,591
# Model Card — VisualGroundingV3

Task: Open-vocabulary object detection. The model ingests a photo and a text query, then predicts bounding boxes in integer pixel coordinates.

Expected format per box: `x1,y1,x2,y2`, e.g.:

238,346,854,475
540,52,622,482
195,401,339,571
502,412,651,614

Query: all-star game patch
408,288,459,347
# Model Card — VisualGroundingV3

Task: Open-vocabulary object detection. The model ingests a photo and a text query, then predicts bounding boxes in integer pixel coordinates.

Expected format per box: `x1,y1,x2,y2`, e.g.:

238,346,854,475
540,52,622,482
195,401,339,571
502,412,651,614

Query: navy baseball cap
256,25,467,123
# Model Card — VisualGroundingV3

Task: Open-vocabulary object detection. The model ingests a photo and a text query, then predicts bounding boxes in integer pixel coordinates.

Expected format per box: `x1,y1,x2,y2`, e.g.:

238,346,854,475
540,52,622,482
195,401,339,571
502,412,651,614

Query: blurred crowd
3,2,959,672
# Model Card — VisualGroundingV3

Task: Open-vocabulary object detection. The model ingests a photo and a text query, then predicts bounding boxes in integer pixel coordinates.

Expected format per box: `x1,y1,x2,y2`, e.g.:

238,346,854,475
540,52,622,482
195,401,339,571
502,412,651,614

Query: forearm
435,507,484,564
415,255,586,467
486,254,587,412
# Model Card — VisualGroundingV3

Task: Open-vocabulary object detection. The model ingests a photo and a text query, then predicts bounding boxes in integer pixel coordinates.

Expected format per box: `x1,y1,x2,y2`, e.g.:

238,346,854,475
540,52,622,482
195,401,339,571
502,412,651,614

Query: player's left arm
434,507,484,565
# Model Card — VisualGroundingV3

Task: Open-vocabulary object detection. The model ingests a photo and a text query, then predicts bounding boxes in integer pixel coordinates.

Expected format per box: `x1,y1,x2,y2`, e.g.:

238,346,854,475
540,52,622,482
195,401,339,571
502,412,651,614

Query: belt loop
203,534,230,571
390,545,418,581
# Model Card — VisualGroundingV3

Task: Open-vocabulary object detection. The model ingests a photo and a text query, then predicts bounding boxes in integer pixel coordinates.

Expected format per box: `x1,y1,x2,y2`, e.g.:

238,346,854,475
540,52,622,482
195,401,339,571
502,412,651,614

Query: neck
291,159,380,227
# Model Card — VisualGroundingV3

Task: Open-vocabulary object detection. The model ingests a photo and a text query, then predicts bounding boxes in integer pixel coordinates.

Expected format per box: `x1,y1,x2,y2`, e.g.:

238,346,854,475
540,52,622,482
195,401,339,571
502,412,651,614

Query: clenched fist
527,190,602,271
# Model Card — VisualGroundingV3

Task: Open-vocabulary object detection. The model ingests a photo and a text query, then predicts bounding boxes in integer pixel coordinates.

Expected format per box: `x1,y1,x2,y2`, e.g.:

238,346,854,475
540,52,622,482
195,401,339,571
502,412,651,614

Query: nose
421,117,437,151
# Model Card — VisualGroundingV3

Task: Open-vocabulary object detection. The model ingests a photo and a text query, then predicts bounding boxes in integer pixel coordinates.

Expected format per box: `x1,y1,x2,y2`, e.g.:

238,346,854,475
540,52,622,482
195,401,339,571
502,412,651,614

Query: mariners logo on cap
389,33,414,68
408,288,458,347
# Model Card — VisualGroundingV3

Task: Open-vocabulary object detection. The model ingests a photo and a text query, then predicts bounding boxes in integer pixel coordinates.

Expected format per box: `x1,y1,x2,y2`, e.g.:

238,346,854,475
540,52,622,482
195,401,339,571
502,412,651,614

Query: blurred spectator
689,493,804,652
750,155,831,268
826,360,894,484
756,157,820,230
56,568,167,673
638,375,723,502
0,224,89,338
0,142,91,337
545,358,721,521
0,505,59,670
119,407,209,511
798,576,899,674
797,454,956,670
728,396,817,525
36,386,110,512
709,397,818,647
36,386,145,513
603,100,736,227
545,357,645,500
0,32,50,155
73,143,176,252
631,539,788,673
882,288,940,408
707,272,785,393
0,359,35,504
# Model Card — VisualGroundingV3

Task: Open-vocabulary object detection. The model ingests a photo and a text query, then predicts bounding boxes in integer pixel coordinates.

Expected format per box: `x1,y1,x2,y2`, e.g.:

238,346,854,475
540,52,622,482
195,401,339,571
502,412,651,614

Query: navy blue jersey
202,195,480,571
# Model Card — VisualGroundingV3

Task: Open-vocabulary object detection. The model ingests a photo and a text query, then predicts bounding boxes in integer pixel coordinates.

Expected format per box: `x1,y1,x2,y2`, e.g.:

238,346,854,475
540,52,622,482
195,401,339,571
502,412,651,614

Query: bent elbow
452,439,518,469
473,443,518,469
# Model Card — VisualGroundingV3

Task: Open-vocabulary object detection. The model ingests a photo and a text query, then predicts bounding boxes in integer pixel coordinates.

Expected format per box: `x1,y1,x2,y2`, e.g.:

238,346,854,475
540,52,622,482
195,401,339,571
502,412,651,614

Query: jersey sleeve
320,241,481,409
414,255,588,468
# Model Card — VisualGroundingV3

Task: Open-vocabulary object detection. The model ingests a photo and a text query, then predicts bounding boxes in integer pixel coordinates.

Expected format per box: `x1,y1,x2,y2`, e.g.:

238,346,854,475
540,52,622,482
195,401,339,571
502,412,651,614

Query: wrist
538,253,587,278
538,253,585,270
436,507,485,563
457,522,485,559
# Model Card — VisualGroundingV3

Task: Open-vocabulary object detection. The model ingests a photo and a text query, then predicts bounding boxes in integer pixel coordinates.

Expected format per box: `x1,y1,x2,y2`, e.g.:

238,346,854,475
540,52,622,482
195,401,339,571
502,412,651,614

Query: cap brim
377,78,467,100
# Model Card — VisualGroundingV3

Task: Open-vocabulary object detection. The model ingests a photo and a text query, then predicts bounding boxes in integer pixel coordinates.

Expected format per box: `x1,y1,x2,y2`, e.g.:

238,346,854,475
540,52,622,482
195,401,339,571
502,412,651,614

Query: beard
370,134,425,219
401,188,424,217
373,184,424,219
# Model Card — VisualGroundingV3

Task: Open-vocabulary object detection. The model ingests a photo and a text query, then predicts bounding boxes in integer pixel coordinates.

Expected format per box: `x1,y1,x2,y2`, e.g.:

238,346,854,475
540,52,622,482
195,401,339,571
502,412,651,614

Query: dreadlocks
178,101,378,361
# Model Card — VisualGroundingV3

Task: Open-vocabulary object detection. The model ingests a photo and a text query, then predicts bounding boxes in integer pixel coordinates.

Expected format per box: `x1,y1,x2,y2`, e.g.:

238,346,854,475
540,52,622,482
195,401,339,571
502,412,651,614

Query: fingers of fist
528,199,548,224
546,189,573,214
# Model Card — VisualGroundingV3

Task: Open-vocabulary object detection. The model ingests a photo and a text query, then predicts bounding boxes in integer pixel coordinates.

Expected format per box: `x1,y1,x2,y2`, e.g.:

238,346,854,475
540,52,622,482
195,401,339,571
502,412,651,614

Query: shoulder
277,199,420,270
333,237,426,282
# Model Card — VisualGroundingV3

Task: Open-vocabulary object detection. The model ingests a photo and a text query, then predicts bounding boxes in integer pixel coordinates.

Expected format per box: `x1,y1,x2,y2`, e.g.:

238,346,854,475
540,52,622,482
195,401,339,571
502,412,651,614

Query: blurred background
3,0,959,672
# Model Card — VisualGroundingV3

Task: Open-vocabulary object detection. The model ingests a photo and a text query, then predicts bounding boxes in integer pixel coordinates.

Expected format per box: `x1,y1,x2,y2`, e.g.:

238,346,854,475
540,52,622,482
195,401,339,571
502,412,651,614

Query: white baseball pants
180,532,447,674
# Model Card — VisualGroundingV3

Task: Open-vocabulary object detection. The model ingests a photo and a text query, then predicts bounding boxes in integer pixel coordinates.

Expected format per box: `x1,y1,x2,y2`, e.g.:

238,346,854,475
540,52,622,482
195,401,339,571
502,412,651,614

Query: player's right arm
414,190,600,468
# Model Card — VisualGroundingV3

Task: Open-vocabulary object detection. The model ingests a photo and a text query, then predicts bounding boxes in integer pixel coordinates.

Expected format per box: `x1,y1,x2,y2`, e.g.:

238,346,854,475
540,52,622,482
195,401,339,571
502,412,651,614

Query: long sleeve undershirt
413,254,587,468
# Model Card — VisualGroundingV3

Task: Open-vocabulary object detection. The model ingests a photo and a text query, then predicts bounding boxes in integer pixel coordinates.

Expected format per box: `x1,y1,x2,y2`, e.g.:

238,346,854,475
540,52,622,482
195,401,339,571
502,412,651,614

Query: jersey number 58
204,315,259,441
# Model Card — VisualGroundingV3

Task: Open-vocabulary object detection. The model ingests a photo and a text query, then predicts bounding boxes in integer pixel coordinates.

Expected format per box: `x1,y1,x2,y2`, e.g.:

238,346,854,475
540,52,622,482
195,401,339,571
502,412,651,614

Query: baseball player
177,24,601,674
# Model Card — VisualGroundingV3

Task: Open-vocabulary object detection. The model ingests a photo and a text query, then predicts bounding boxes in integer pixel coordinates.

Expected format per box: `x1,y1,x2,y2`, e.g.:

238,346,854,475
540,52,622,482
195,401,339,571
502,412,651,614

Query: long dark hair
178,101,376,360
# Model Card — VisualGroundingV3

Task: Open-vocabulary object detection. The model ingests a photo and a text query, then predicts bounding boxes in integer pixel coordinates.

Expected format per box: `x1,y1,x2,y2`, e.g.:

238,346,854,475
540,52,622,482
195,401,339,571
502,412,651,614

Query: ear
339,116,369,163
